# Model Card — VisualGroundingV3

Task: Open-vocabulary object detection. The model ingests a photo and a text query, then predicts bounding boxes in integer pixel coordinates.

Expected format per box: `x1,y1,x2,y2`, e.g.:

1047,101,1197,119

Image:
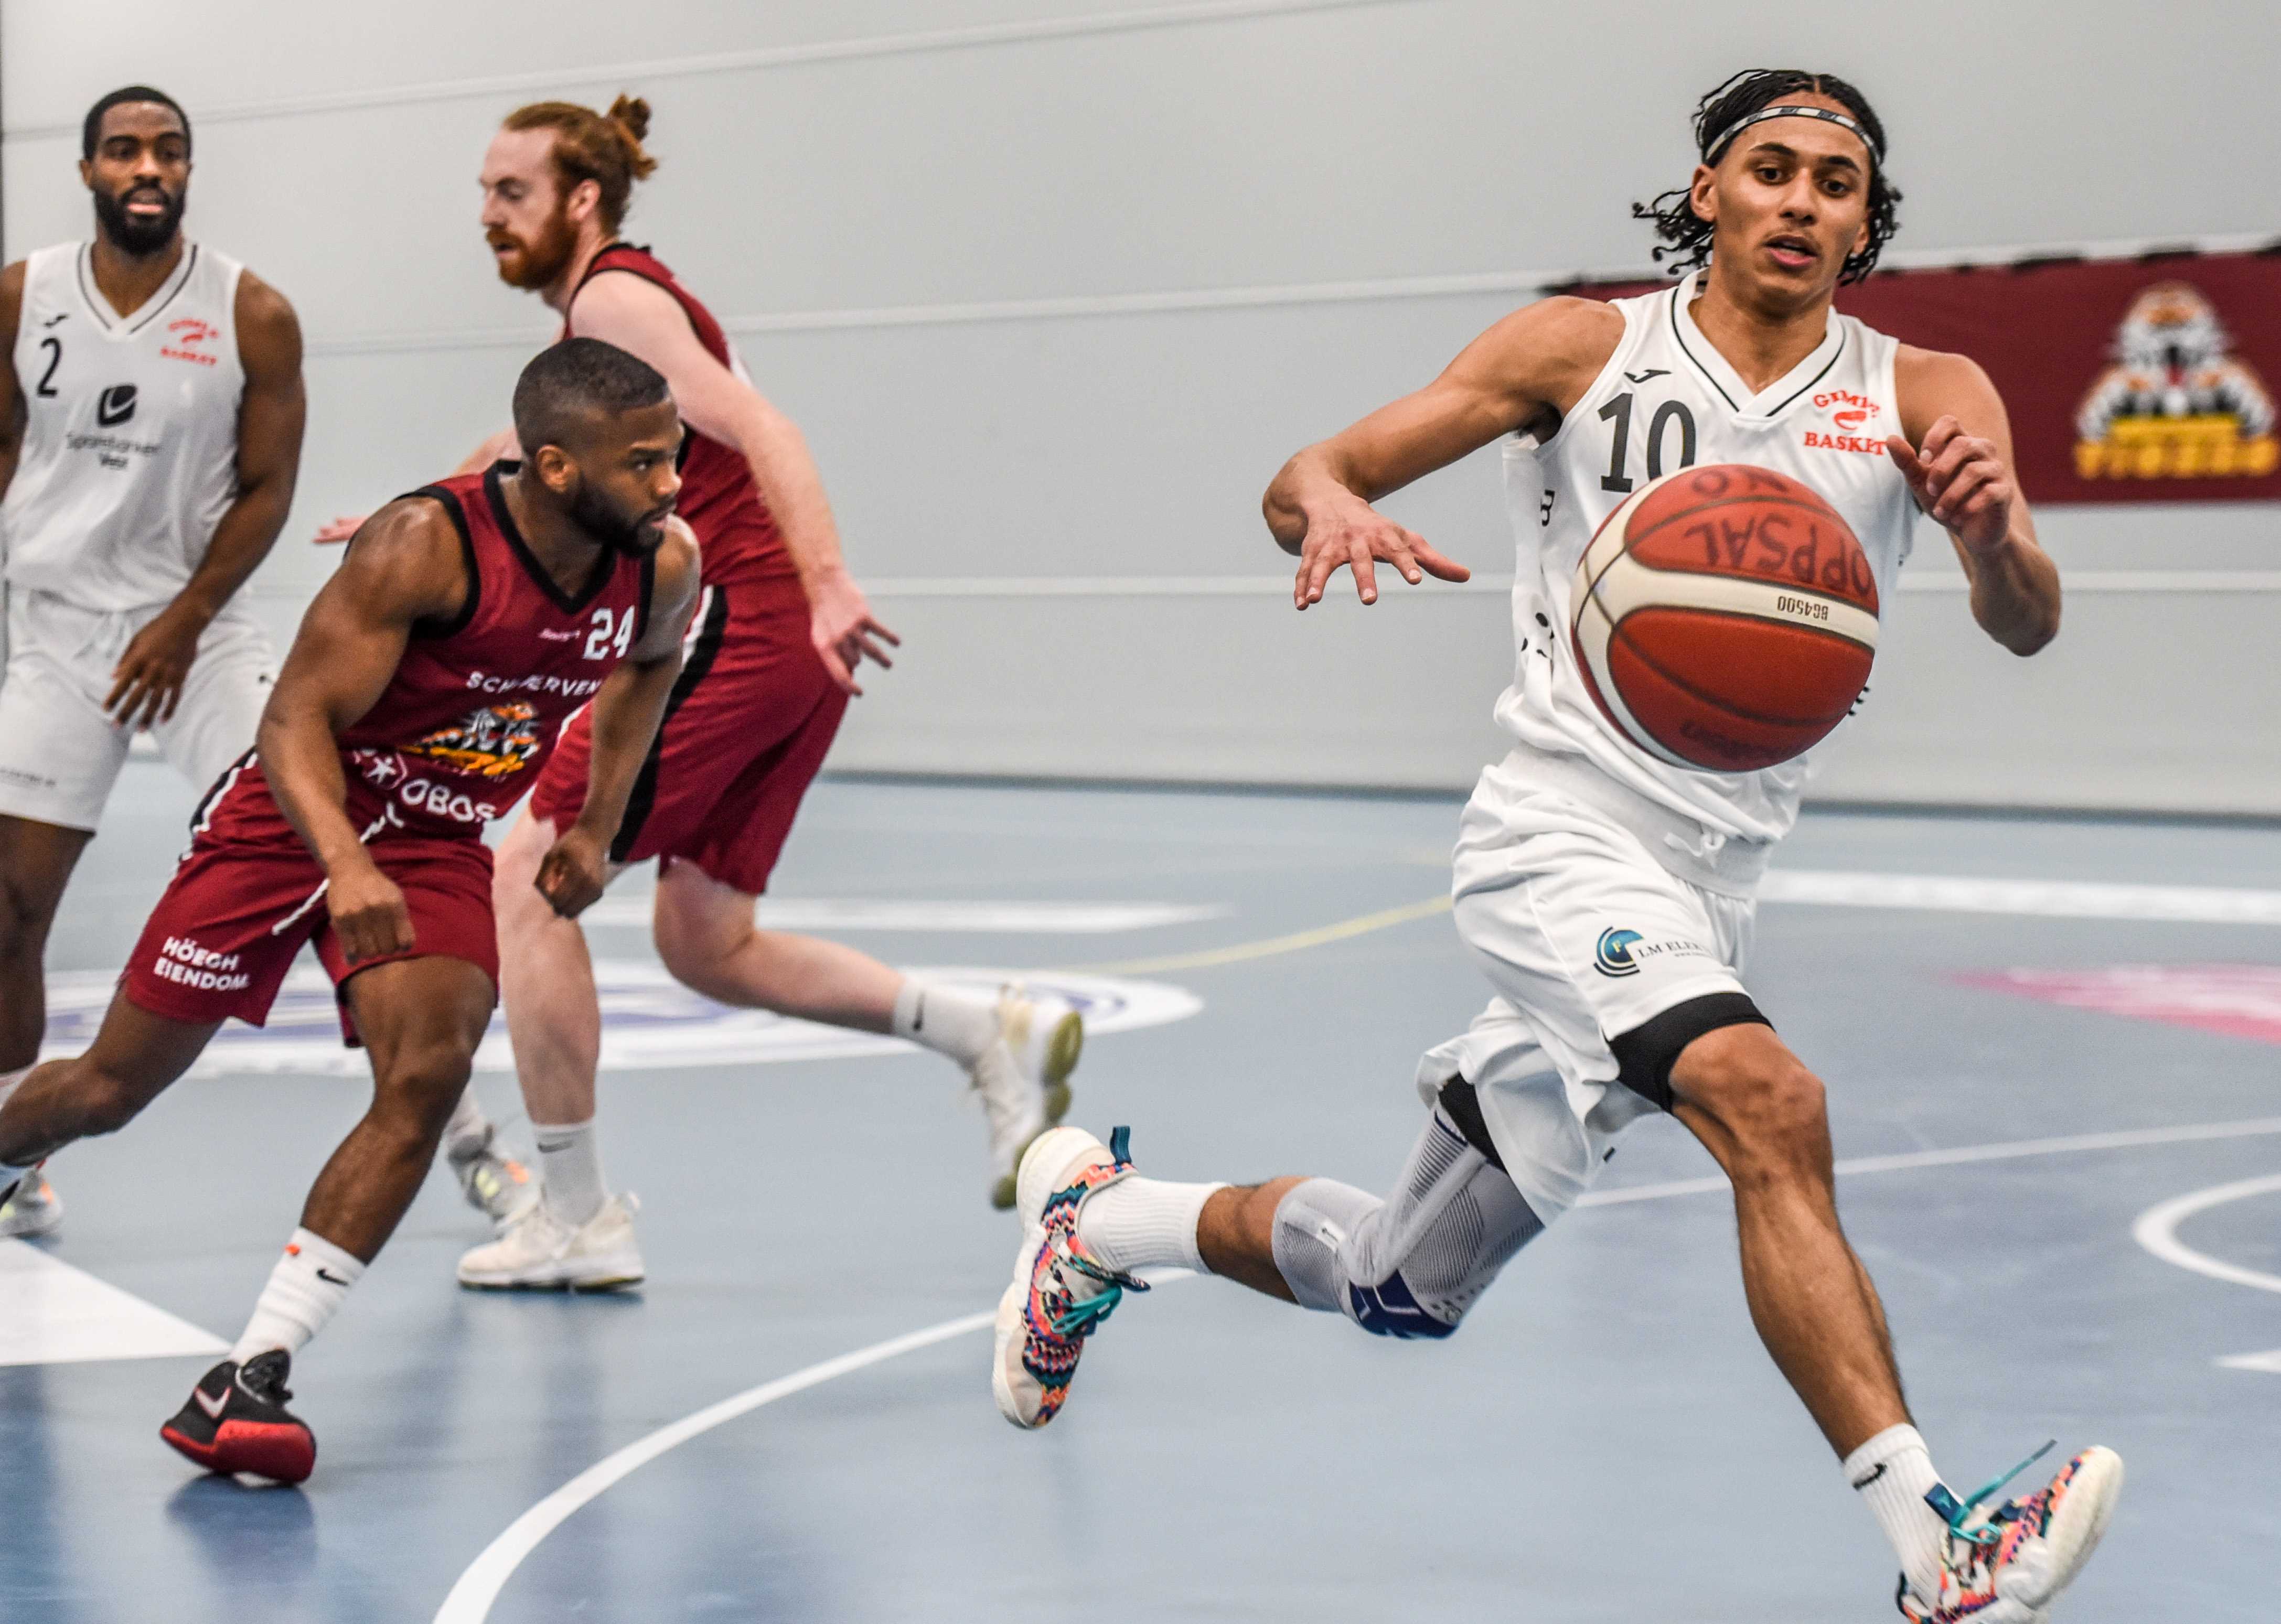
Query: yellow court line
1072,894,1452,975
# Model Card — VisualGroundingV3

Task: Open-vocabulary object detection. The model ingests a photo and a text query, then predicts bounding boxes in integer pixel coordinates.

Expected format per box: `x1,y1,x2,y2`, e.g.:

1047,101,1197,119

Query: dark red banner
1557,249,2281,505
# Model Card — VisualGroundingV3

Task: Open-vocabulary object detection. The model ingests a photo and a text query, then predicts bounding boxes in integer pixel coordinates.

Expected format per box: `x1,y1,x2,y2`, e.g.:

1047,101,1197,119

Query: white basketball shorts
1415,778,1762,1225
0,586,275,832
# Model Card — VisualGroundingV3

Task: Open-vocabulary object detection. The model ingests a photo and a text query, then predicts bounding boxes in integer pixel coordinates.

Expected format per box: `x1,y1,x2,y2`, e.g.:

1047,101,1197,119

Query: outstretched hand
1885,416,2015,555
1292,492,1470,609
807,569,901,696
313,514,368,545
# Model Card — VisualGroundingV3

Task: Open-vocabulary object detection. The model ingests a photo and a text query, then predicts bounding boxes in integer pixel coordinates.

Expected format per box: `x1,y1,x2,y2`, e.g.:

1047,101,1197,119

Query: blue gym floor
5,762,2277,1621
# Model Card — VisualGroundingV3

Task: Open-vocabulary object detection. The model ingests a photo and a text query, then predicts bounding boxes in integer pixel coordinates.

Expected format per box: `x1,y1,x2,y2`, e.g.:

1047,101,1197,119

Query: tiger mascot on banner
2076,281,2277,479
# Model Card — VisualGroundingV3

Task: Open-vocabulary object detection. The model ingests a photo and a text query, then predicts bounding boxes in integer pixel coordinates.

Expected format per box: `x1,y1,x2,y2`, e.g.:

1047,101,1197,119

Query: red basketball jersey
335,463,655,833
566,243,791,586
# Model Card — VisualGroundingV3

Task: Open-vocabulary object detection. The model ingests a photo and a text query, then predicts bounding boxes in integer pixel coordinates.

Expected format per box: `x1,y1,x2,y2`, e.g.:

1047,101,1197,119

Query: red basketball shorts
531,574,846,897
121,760,499,1043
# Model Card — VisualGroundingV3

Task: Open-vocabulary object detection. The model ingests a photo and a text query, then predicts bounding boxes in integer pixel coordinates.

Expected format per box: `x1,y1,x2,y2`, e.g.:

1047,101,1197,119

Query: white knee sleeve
1270,1108,1544,1339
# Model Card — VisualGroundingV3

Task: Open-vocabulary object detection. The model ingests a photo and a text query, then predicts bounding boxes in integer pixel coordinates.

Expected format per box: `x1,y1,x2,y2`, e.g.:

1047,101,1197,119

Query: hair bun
607,94,651,144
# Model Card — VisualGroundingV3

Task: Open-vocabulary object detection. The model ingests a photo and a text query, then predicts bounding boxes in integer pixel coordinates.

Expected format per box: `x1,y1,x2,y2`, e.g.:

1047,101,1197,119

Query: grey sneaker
0,1171,61,1239
448,1126,539,1230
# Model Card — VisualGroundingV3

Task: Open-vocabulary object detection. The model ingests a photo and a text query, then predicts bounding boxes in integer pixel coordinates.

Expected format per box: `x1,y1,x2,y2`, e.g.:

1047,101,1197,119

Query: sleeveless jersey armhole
400,486,481,639
1527,293,1653,459
633,546,657,642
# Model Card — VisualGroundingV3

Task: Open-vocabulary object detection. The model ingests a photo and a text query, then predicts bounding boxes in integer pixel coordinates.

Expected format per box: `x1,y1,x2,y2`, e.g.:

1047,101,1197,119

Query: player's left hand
1885,416,2015,555
806,568,900,697
534,824,612,920
105,603,207,730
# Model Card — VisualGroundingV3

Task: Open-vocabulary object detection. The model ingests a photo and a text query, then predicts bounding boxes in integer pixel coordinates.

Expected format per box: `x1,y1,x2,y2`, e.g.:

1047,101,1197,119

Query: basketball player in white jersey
992,71,2121,1622
0,88,309,1239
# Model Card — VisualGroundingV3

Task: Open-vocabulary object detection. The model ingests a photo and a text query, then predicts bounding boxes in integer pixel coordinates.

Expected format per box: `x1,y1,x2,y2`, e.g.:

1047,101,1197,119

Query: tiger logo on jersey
404,702,544,779
2075,282,2278,480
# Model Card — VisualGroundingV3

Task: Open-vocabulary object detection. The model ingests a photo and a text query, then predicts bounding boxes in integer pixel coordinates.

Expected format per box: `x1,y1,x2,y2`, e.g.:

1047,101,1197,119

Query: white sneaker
974,984,1085,1210
0,1172,61,1239
447,1126,539,1230
456,1193,645,1291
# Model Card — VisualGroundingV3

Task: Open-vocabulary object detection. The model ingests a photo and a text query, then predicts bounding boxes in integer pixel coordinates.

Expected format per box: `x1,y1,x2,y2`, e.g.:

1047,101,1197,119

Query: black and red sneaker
159,1350,317,1484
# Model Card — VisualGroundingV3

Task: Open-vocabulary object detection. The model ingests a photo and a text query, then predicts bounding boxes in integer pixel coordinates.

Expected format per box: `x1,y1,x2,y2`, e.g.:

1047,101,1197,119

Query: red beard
489,208,579,291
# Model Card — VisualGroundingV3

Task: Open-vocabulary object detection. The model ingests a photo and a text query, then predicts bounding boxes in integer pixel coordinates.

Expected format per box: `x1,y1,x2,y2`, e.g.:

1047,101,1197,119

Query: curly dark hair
1632,69,1902,285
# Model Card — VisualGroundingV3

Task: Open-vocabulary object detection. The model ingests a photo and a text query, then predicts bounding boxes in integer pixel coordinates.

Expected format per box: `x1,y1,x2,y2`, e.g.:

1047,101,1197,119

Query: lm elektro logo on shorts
1594,926,1709,978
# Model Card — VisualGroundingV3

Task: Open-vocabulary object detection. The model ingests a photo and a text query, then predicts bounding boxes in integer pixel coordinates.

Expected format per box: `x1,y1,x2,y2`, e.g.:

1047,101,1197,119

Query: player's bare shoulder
0,259,25,349
335,494,479,625
233,268,305,375
1450,295,1627,432
1892,344,2009,444
639,514,704,649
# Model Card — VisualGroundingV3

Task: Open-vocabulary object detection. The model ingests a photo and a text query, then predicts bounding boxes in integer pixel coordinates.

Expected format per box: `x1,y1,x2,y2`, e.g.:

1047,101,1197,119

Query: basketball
1569,463,1881,773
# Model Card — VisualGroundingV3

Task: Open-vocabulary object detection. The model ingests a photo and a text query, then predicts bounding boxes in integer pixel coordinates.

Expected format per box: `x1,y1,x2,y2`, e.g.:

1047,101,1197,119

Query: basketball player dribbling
0,87,304,1240
322,97,1082,1292
992,71,2122,1621
0,340,700,1481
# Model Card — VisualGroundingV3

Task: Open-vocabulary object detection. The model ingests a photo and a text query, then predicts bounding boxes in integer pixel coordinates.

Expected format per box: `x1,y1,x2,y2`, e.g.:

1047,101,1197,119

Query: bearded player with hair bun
990,69,2119,1623
319,95,1083,1292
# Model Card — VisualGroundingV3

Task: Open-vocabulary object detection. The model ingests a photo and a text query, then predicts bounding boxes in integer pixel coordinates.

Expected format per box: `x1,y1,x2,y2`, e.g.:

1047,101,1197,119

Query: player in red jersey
319,96,1081,1292
0,340,700,1482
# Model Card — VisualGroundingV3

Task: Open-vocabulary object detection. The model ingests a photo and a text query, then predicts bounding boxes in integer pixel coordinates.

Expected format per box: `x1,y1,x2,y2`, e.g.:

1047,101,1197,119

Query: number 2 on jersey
583,606,637,661
1597,392,1697,492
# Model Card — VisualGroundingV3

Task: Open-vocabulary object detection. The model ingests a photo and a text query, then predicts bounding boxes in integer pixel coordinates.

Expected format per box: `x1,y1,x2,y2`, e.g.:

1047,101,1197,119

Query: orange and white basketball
1569,463,1880,773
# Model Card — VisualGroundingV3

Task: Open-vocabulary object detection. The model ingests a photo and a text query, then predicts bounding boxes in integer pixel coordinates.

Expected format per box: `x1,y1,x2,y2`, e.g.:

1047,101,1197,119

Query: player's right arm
0,262,26,504
1263,296,1621,609
258,500,469,963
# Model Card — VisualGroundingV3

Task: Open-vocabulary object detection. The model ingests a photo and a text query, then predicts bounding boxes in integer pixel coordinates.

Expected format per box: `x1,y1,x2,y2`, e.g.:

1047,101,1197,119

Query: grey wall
6,0,2277,812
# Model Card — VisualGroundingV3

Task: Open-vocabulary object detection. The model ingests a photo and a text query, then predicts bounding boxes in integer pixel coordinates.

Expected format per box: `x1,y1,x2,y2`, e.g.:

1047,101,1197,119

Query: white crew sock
534,1118,608,1228
1845,1423,1950,1603
230,1228,366,1364
0,1064,34,1185
442,1085,493,1162
1075,1176,1226,1275
890,977,999,1068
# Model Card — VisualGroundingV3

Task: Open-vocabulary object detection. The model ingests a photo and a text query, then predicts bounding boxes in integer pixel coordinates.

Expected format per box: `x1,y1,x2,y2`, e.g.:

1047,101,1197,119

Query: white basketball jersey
3,241,247,612
1494,270,1920,845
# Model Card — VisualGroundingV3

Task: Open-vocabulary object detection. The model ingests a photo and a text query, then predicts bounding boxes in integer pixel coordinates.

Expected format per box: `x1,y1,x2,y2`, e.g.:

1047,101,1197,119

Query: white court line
0,1242,228,1368
1759,870,2281,926
436,1117,2281,1622
2129,1173,2281,1297
1579,1115,2281,1208
578,898,1227,933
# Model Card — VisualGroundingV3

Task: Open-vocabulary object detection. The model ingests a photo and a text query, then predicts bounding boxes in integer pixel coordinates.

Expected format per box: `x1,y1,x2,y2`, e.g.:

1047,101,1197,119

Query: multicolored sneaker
0,1170,61,1239
973,985,1084,1210
159,1351,317,1485
1897,1443,2125,1622
992,1125,1148,1428
447,1126,539,1230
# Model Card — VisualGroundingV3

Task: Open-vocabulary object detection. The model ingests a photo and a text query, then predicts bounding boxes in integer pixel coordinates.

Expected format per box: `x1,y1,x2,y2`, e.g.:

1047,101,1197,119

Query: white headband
1704,104,1882,166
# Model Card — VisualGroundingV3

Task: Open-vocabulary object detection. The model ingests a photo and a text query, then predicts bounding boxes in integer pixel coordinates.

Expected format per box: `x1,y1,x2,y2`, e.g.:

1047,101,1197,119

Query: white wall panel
6,0,2277,812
